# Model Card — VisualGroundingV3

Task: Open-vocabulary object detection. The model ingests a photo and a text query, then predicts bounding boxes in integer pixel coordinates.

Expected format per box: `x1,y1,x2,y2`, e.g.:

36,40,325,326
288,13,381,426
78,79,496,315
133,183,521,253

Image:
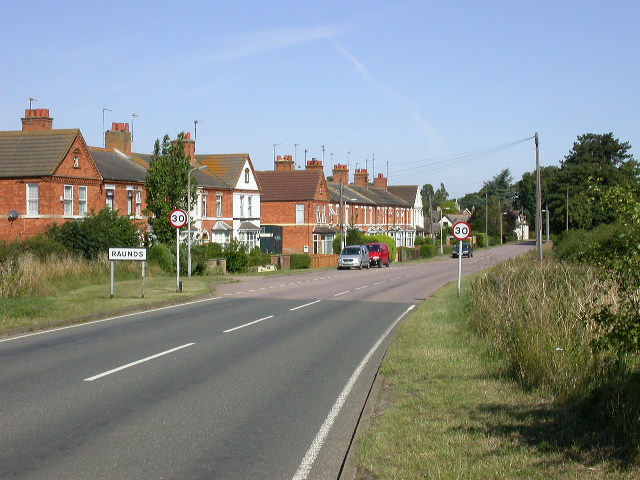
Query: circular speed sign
169,209,188,229
452,221,472,241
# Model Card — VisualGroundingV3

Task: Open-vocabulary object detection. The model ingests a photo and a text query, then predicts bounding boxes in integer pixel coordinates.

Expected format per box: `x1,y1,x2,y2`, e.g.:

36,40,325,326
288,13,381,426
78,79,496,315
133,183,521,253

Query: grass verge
355,277,636,479
0,275,228,335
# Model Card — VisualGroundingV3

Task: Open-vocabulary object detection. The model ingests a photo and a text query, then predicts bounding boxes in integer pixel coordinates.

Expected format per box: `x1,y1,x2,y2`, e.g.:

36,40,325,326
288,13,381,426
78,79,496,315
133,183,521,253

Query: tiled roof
387,185,419,205
196,153,252,187
129,152,229,189
326,183,375,205
0,129,78,177
349,184,409,207
90,148,148,183
256,170,326,201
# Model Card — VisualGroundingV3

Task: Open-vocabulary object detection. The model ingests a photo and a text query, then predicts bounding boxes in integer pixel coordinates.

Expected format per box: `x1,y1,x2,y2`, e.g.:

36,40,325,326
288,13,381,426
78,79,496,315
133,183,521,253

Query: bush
248,247,271,267
223,240,249,273
148,244,175,273
47,208,141,260
474,233,488,249
420,243,437,258
0,235,68,263
191,242,225,275
290,254,311,269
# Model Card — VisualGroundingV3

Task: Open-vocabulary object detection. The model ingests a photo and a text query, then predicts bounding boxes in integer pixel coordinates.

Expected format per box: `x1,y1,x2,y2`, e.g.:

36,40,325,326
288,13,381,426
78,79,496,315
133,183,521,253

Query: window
63,185,74,216
213,229,230,245
216,194,223,217
73,156,80,168
247,195,253,217
135,190,142,216
127,189,134,216
239,230,259,250
26,184,39,215
239,195,245,217
296,204,305,224
78,186,88,216
202,194,207,218
106,186,115,210
245,168,250,183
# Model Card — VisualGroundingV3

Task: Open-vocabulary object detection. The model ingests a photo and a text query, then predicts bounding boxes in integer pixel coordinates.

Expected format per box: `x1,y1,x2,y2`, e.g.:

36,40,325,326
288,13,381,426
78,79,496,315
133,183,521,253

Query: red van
365,243,390,268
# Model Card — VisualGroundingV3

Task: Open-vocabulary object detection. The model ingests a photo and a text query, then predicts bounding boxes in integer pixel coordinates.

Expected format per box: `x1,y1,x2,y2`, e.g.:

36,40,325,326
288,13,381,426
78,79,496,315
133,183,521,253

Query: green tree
559,133,639,229
479,169,515,208
420,183,434,209
144,133,198,244
440,200,458,214
433,183,448,207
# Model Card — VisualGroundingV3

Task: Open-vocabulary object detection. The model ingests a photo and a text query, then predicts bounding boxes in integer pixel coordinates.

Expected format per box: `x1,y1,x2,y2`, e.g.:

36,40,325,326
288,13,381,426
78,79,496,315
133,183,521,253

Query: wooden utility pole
535,132,543,263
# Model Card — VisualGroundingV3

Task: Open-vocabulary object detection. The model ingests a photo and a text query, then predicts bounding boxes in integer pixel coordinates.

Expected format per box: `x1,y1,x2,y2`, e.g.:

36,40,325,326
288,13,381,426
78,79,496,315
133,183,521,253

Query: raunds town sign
108,248,147,261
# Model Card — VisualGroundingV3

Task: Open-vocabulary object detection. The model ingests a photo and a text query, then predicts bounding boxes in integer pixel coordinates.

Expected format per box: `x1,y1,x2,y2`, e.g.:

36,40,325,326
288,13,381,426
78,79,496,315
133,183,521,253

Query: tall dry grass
469,253,617,399
0,252,144,298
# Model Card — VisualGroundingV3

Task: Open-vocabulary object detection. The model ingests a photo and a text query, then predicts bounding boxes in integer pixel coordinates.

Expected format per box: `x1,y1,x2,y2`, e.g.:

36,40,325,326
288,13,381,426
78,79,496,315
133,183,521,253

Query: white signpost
108,248,147,299
452,221,472,297
169,208,188,292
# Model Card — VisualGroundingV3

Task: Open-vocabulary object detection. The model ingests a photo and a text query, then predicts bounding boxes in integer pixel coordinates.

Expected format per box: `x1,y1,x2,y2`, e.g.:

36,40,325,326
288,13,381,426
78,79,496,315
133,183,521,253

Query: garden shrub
223,240,249,273
148,244,174,273
248,247,271,267
290,254,311,269
419,243,437,258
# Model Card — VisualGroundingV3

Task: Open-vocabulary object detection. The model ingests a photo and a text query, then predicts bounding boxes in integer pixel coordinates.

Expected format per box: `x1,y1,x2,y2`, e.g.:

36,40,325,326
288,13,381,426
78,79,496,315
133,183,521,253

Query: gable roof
90,147,148,183
0,129,79,177
256,170,327,201
196,153,254,188
349,184,409,207
326,183,375,205
387,185,420,205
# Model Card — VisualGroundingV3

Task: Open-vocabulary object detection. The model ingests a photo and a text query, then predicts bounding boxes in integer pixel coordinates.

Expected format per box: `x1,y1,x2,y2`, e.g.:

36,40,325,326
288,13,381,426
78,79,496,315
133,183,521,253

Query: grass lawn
355,278,635,480
0,274,227,335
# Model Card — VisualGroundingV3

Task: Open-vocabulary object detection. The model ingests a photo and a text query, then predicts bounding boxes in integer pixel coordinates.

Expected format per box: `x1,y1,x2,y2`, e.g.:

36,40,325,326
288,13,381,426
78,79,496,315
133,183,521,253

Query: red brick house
256,156,335,254
0,109,109,240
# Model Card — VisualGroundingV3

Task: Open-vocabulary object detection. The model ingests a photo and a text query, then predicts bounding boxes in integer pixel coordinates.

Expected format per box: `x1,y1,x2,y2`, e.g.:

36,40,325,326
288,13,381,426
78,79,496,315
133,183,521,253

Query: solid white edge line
223,315,274,333
84,343,195,382
289,300,322,311
292,304,416,480
0,297,223,344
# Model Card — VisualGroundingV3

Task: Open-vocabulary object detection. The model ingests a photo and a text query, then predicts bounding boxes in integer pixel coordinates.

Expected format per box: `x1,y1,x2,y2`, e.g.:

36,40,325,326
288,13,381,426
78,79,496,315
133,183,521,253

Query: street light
131,114,138,152
187,164,206,278
342,197,357,250
500,212,507,244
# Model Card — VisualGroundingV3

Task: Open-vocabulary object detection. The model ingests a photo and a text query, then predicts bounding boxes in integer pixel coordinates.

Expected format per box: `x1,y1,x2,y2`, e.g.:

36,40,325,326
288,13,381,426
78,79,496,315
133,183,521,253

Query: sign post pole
169,209,189,293
452,221,472,297
108,248,147,298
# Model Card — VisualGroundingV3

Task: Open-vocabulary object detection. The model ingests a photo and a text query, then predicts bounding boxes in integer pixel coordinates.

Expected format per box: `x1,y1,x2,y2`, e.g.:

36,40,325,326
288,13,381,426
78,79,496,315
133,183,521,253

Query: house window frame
63,185,74,217
296,204,305,224
106,185,115,210
78,186,88,216
26,183,39,216
244,168,250,183
216,194,223,217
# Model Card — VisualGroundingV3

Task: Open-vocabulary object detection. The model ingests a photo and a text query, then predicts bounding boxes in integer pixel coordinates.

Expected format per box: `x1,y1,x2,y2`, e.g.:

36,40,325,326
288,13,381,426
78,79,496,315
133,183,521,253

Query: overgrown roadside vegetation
356,268,638,479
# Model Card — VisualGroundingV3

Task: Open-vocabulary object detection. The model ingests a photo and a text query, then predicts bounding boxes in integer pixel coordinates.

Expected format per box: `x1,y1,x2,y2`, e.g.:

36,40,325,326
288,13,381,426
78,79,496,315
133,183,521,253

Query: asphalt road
0,242,535,480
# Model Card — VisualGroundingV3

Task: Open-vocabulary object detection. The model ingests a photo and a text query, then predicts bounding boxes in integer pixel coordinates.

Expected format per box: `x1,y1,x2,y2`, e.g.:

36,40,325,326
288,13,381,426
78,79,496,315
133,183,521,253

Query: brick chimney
332,164,349,184
374,172,388,190
275,155,295,171
305,158,324,172
354,168,369,187
183,132,195,161
21,109,53,131
105,122,132,155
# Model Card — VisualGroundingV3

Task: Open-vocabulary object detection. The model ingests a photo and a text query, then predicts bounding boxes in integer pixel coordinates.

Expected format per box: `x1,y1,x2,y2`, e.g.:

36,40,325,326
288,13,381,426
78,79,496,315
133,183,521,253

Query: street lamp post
439,209,444,255
343,197,357,250
187,164,206,278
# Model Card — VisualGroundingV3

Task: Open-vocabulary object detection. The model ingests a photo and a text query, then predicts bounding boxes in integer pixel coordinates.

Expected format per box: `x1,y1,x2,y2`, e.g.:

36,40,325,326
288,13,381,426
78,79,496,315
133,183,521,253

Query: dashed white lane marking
84,343,195,382
333,291,350,297
355,285,369,291
223,316,274,333
289,300,322,311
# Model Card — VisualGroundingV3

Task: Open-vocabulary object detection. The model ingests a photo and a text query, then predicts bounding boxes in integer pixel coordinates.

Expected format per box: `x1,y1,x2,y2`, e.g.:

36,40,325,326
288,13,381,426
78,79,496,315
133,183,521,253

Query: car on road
338,245,371,270
452,243,473,258
365,242,390,268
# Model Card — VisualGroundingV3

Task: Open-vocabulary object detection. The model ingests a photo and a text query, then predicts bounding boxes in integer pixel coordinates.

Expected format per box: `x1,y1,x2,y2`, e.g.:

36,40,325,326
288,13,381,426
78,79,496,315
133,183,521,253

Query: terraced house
0,108,261,249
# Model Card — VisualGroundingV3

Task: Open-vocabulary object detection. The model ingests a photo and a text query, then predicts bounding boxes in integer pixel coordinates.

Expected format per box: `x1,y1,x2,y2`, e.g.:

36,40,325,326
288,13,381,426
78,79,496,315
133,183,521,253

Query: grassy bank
356,276,636,479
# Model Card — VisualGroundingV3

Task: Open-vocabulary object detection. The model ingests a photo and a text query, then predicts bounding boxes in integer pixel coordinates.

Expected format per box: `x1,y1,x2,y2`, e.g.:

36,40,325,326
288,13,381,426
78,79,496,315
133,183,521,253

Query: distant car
365,242,390,268
452,243,473,258
338,245,371,270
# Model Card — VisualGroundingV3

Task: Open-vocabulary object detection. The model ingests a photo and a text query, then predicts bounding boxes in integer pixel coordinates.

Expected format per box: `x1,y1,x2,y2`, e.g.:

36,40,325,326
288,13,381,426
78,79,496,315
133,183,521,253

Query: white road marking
390,276,402,281
334,291,350,297
355,285,369,291
289,300,322,311
223,315,274,333
292,305,416,480
373,281,386,285
84,343,195,382
0,297,222,344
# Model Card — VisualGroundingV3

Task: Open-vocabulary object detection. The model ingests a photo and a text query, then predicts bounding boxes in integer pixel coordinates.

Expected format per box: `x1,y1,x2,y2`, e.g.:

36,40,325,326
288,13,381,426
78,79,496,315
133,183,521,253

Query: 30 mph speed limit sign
452,221,472,241
169,209,188,229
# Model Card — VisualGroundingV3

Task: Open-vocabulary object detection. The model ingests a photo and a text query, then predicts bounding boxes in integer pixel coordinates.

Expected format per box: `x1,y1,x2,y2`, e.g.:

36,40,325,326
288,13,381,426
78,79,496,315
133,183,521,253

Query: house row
0,107,424,254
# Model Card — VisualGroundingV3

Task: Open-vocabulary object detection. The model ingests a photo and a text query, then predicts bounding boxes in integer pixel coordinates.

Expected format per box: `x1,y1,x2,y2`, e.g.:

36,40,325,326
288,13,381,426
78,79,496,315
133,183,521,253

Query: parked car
452,243,473,258
365,242,390,268
338,245,371,270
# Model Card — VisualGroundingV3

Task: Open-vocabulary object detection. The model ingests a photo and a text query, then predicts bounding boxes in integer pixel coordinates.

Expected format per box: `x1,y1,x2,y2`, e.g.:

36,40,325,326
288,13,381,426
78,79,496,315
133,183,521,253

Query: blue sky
1,0,638,199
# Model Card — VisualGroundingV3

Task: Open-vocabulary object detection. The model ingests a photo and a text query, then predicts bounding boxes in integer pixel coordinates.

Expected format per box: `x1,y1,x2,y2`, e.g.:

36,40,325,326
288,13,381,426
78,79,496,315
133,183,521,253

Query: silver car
337,245,371,270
